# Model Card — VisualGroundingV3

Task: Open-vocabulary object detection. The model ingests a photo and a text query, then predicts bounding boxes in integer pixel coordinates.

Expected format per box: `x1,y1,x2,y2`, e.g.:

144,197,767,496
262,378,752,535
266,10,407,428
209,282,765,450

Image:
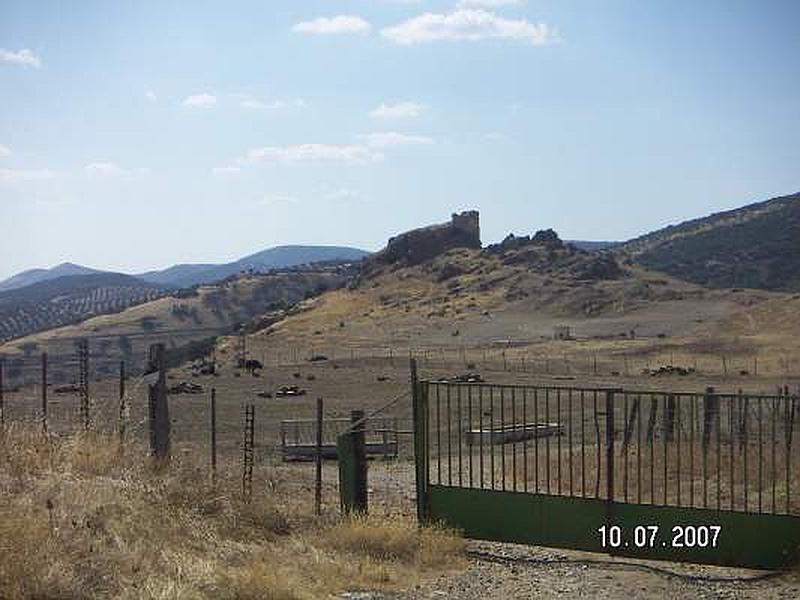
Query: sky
1,0,799,280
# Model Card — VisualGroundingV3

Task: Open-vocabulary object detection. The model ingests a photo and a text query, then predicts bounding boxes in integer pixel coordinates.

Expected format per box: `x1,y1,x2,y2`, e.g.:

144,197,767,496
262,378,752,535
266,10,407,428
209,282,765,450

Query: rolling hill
0,262,105,292
621,192,800,291
0,273,168,342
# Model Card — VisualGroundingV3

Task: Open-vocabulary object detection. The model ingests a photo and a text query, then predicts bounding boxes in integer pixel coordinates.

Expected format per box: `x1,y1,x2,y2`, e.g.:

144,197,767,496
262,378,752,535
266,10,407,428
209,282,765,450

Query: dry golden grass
0,427,464,599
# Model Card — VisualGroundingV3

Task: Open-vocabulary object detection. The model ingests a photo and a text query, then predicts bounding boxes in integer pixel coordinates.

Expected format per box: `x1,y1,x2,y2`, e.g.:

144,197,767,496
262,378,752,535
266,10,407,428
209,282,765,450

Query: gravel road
342,540,800,600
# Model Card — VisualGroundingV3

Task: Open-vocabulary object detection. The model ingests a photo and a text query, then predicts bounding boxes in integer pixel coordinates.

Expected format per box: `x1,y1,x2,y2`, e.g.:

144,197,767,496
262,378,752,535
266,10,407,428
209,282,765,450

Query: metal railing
282,416,400,461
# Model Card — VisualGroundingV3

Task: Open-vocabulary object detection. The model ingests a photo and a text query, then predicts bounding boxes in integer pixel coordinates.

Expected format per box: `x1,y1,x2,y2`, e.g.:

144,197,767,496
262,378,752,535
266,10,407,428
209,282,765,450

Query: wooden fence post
148,343,170,461
0,358,4,429
41,352,48,433
210,388,217,485
118,361,127,444
352,409,367,513
78,339,90,430
315,397,323,515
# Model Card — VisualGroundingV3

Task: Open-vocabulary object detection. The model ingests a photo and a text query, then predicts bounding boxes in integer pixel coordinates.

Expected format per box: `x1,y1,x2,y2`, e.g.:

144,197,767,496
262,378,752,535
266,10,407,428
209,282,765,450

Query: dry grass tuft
0,428,464,599
322,513,465,568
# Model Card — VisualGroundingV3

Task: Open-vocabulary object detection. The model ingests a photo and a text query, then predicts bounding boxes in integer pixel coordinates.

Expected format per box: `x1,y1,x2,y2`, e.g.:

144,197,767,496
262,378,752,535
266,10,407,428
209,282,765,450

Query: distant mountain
0,245,371,293
136,245,370,288
135,263,218,288
621,192,800,291
0,273,168,342
0,262,105,292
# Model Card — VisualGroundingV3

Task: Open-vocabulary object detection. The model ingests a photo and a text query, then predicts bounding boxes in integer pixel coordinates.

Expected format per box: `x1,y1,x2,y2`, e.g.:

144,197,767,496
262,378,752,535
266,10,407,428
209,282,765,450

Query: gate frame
413,378,800,570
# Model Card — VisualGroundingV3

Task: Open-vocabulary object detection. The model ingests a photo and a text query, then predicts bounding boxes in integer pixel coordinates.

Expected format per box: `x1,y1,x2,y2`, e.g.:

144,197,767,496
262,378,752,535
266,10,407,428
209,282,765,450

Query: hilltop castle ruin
374,210,481,266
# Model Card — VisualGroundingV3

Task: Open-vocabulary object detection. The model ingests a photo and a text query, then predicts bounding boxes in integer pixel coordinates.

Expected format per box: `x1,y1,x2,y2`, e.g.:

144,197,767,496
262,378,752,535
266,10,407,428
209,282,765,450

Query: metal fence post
315,397,324,515
242,403,255,502
411,358,430,522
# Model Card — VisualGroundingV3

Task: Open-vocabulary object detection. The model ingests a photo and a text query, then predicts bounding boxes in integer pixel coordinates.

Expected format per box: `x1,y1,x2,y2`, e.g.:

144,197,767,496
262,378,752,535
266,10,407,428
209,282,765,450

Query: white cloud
145,90,157,103
212,166,242,176
240,98,286,110
0,168,57,183
182,93,217,108
370,101,427,119
244,144,383,165
84,162,147,178
292,15,371,35
484,132,511,143
457,0,522,6
358,132,435,148
261,193,298,205
0,48,41,68
381,9,554,45
0,144,10,159
326,188,363,201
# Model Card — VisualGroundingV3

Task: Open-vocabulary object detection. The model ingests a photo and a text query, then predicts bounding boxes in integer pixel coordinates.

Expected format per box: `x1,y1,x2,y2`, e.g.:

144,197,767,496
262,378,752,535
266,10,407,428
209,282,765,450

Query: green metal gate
413,378,800,569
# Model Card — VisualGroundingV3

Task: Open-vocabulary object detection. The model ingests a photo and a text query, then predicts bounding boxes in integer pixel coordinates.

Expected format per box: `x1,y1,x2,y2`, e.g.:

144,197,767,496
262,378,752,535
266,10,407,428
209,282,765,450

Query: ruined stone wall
374,210,481,266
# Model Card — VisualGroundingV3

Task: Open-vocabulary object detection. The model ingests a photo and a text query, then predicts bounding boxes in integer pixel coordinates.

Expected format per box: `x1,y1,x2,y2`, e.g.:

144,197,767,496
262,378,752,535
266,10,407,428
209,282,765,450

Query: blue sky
1,0,799,279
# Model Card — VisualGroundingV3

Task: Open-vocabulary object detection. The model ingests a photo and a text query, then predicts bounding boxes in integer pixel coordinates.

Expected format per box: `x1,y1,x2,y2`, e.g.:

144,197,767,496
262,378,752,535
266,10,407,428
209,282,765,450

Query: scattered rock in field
54,384,80,394
275,385,307,398
642,365,695,377
377,375,390,382
437,372,484,383
168,381,204,395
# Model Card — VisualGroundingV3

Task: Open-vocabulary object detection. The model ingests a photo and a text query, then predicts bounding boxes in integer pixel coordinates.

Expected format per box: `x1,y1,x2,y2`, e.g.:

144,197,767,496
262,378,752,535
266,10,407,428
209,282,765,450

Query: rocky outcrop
372,211,481,267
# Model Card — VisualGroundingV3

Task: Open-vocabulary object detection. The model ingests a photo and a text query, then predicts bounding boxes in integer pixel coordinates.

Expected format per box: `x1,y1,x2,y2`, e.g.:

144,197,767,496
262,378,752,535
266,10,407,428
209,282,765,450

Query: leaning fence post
41,352,48,433
315,396,323,515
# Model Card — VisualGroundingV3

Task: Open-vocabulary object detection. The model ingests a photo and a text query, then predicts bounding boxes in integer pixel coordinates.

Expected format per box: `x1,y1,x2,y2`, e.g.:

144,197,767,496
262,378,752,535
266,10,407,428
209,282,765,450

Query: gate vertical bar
606,389,616,504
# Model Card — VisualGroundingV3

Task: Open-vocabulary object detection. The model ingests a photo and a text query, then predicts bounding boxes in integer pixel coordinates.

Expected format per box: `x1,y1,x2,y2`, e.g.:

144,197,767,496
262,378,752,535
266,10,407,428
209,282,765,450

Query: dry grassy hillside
0,270,347,386
256,243,774,348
